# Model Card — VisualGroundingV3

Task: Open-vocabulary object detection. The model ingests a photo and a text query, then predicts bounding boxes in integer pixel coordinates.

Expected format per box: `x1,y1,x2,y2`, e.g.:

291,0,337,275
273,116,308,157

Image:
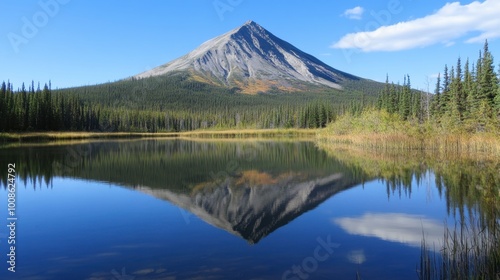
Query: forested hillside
0,72,382,132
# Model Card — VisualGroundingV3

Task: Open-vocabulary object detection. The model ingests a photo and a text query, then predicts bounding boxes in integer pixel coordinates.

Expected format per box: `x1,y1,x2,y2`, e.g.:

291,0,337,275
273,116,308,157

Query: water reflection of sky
347,249,366,264
0,163,453,280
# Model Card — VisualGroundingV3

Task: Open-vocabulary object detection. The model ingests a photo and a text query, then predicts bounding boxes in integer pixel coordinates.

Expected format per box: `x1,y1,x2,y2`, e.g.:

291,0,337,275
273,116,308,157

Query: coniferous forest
377,41,499,131
0,71,380,132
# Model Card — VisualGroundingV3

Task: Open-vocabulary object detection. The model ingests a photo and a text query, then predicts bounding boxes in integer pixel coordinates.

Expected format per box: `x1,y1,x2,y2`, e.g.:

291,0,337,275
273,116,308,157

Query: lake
0,139,498,280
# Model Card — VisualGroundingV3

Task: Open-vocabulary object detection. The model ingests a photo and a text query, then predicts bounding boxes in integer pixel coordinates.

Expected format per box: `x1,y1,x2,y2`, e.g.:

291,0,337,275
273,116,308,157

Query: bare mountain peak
134,21,359,93
239,20,262,30
227,20,267,41
244,19,256,25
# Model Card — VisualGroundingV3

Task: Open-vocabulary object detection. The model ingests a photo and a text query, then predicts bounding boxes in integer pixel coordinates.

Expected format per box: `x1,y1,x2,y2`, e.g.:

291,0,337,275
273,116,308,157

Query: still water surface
0,139,498,279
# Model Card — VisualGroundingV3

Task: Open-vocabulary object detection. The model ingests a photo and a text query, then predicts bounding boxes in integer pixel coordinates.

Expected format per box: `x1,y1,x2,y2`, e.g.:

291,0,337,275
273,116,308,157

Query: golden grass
0,131,177,142
0,129,318,143
317,131,500,156
177,128,318,138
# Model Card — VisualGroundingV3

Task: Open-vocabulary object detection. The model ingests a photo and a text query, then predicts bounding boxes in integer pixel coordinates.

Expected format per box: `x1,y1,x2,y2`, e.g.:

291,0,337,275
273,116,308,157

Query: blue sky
1,0,499,91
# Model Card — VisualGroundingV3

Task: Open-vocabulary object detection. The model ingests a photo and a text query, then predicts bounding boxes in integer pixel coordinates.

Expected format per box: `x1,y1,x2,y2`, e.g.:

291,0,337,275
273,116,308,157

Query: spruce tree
440,65,451,114
21,83,28,130
456,57,465,118
0,82,5,131
464,58,474,117
399,75,411,120
446,66,456,118
479,40,498,105
446,58,465,123
42,84,53,130
431,73,441,117
495,64,500,114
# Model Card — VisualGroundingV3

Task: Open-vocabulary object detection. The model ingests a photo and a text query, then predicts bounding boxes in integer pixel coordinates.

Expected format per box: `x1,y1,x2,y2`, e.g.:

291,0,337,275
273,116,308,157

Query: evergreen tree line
376,74,424,121
93,101,339,132
431,41,500,131
0,81,96,131
376,41,500,132
0,79,355,132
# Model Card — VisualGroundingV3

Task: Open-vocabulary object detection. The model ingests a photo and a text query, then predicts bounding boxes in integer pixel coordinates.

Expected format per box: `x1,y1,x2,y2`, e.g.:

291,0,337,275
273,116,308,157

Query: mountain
49,21,384,132
134,20,361,94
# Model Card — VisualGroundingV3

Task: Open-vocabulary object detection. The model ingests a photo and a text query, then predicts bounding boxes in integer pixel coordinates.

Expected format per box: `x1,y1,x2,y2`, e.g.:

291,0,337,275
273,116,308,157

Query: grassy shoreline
316,110,500,156
316,131,500,155
0,128,318,143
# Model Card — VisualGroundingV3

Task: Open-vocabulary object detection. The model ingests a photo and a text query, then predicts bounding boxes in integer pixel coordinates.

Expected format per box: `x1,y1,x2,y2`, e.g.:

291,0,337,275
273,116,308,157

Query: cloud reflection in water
334,213,444,248
347,249,366,264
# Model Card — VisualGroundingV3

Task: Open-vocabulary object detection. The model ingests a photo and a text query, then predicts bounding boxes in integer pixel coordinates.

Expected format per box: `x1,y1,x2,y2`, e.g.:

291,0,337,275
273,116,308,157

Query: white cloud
444,41,456,47
333,213,444,248
343,6,364,20
332,0,500,52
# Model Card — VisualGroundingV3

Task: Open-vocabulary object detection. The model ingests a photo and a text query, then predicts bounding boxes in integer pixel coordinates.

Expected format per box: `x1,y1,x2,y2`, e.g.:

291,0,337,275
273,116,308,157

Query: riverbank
0,128,318,143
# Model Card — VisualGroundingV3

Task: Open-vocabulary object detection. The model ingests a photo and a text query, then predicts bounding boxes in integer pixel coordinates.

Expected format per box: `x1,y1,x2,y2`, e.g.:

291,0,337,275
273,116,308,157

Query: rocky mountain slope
134,21,361,94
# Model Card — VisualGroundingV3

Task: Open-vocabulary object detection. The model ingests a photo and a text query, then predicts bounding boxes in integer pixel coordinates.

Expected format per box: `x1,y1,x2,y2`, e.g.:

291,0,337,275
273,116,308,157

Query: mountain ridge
134,21,362,94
